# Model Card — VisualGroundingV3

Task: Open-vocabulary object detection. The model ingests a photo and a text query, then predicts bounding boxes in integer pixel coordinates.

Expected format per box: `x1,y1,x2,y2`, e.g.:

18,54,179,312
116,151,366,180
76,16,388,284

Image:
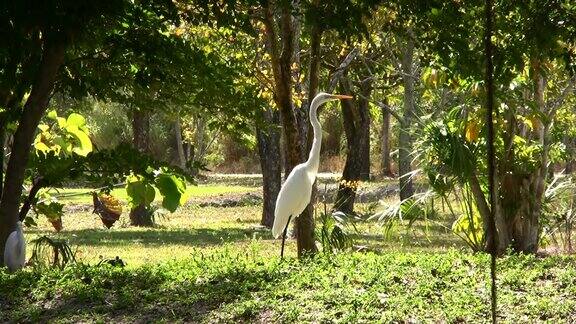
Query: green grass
2,180,576,322
2,247,576,322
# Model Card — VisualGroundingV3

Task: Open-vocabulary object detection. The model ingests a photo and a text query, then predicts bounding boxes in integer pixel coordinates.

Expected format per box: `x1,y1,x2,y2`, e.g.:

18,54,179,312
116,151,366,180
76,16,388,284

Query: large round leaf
155,173,187,212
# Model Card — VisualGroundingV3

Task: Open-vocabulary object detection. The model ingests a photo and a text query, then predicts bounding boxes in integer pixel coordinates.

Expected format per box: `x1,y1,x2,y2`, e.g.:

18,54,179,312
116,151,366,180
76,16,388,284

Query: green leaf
56,117,67,128
126,175,156,208
47,110,58,120
38,124,50,132
67,113,87,128
155,173,186,212
34,141,52,154
66,125,93,156
35,201,64,221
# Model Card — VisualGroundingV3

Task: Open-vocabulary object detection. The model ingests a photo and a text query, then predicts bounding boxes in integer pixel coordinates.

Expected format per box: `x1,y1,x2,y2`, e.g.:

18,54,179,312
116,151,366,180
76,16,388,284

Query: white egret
272,92,353,258
3,221,26,272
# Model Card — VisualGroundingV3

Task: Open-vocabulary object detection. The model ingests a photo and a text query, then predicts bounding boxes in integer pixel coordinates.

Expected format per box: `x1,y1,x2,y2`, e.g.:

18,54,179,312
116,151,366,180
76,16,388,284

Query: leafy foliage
28,236,76,270
318,210,357,253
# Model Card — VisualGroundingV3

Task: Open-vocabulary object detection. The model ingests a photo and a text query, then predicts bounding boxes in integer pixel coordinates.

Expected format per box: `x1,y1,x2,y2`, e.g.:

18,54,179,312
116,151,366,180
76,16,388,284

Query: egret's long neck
305,96,323,174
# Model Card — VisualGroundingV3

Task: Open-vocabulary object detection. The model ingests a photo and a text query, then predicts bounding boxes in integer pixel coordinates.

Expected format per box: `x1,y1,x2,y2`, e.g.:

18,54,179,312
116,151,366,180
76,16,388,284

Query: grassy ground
2,178,576,322
53,184,259,204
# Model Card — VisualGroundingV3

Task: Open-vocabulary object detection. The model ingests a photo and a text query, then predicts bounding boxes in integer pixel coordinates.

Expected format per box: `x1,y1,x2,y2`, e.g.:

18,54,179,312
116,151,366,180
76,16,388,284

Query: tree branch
357,93,403,122
546,75,576,118
328,47,359,92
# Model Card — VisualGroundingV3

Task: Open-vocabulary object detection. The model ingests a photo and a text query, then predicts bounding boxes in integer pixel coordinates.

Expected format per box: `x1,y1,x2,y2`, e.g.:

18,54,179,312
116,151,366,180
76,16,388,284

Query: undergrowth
2,243,576,323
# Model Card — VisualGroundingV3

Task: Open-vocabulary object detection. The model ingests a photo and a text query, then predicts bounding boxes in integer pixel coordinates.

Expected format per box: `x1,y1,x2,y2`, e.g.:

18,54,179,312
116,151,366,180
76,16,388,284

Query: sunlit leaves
452,204,484,250
34,200,65,232
126,174,156,209
125,168,188,213
34,111,93,157
465,120,480,143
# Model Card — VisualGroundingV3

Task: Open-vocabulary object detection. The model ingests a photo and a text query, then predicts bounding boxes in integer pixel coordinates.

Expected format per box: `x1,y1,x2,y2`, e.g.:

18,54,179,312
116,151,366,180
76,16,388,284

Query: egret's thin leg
280,215,292,260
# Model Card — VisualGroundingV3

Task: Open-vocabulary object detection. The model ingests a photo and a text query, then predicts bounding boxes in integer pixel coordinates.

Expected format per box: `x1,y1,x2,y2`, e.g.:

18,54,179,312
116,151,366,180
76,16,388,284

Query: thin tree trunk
0,41,66,264
359,83,371,181
398,37,416,201
194,117,207,163
380,99,393,177
0,125,5,198
484,2,498,321
174,117,186,169
565,137,576,173
256,108,281,228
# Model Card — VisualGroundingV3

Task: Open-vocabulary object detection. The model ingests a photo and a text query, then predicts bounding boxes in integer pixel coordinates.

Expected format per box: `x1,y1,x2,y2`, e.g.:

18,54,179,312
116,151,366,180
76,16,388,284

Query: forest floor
1,175,576,322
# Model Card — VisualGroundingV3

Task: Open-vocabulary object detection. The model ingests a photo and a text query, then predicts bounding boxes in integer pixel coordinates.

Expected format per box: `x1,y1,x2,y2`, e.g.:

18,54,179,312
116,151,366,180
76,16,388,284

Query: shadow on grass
3,264,283,322
27,227,273,247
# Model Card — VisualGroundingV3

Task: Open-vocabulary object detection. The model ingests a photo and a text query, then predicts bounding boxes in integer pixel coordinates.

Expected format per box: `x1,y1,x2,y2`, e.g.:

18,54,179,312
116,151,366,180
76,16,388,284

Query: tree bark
194,117,207,163
334,78,372,213
565,137,576,173
256,108,281,228
131,110,151,154
129,205,154,227
0,125,5,198
359,87,371,181
380,99,393,177
398,37,416,201
130,109,153,226
0,41,66,265
173,116,186,169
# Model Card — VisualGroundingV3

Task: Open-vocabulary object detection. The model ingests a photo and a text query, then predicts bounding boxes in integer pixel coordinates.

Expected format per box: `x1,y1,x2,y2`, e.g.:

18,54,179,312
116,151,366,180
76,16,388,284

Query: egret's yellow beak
332,94,353,99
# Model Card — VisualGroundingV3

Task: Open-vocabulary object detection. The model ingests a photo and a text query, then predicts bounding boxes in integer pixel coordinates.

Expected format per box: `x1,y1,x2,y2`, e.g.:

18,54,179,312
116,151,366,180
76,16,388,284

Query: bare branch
357,93,403,122
328,47,359,92
546,76,576,118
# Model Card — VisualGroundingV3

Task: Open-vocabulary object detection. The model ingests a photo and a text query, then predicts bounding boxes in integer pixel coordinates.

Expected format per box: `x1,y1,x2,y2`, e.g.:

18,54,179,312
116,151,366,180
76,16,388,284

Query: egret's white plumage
4,221,26,272
272,92,353,240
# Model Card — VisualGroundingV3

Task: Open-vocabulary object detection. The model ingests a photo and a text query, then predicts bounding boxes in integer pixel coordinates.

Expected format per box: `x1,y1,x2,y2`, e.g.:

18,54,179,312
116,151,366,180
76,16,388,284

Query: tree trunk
358,84,371,181
256,108,281,228
488,58,548,254
129,205,154,227
130,109,153,226
565,137,576,173
131,110,151,154
380,99,394,177
262,1,316,257
398,37,416,201
173,117,186,169
0,41,66,265
323,112,342,156
294,18,323,247
334,79,372,213
0,125,5,197
502,58,547,253
194,117,207,163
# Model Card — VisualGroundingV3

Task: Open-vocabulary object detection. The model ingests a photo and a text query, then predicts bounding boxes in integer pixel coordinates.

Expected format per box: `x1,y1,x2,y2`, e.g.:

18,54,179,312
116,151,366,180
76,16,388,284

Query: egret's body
272,92,352,256
4,221,26,272
272,164,315,238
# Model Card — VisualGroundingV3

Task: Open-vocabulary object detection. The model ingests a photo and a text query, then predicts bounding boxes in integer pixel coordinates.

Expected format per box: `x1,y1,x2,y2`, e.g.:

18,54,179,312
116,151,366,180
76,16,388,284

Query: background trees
1,0,575,263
